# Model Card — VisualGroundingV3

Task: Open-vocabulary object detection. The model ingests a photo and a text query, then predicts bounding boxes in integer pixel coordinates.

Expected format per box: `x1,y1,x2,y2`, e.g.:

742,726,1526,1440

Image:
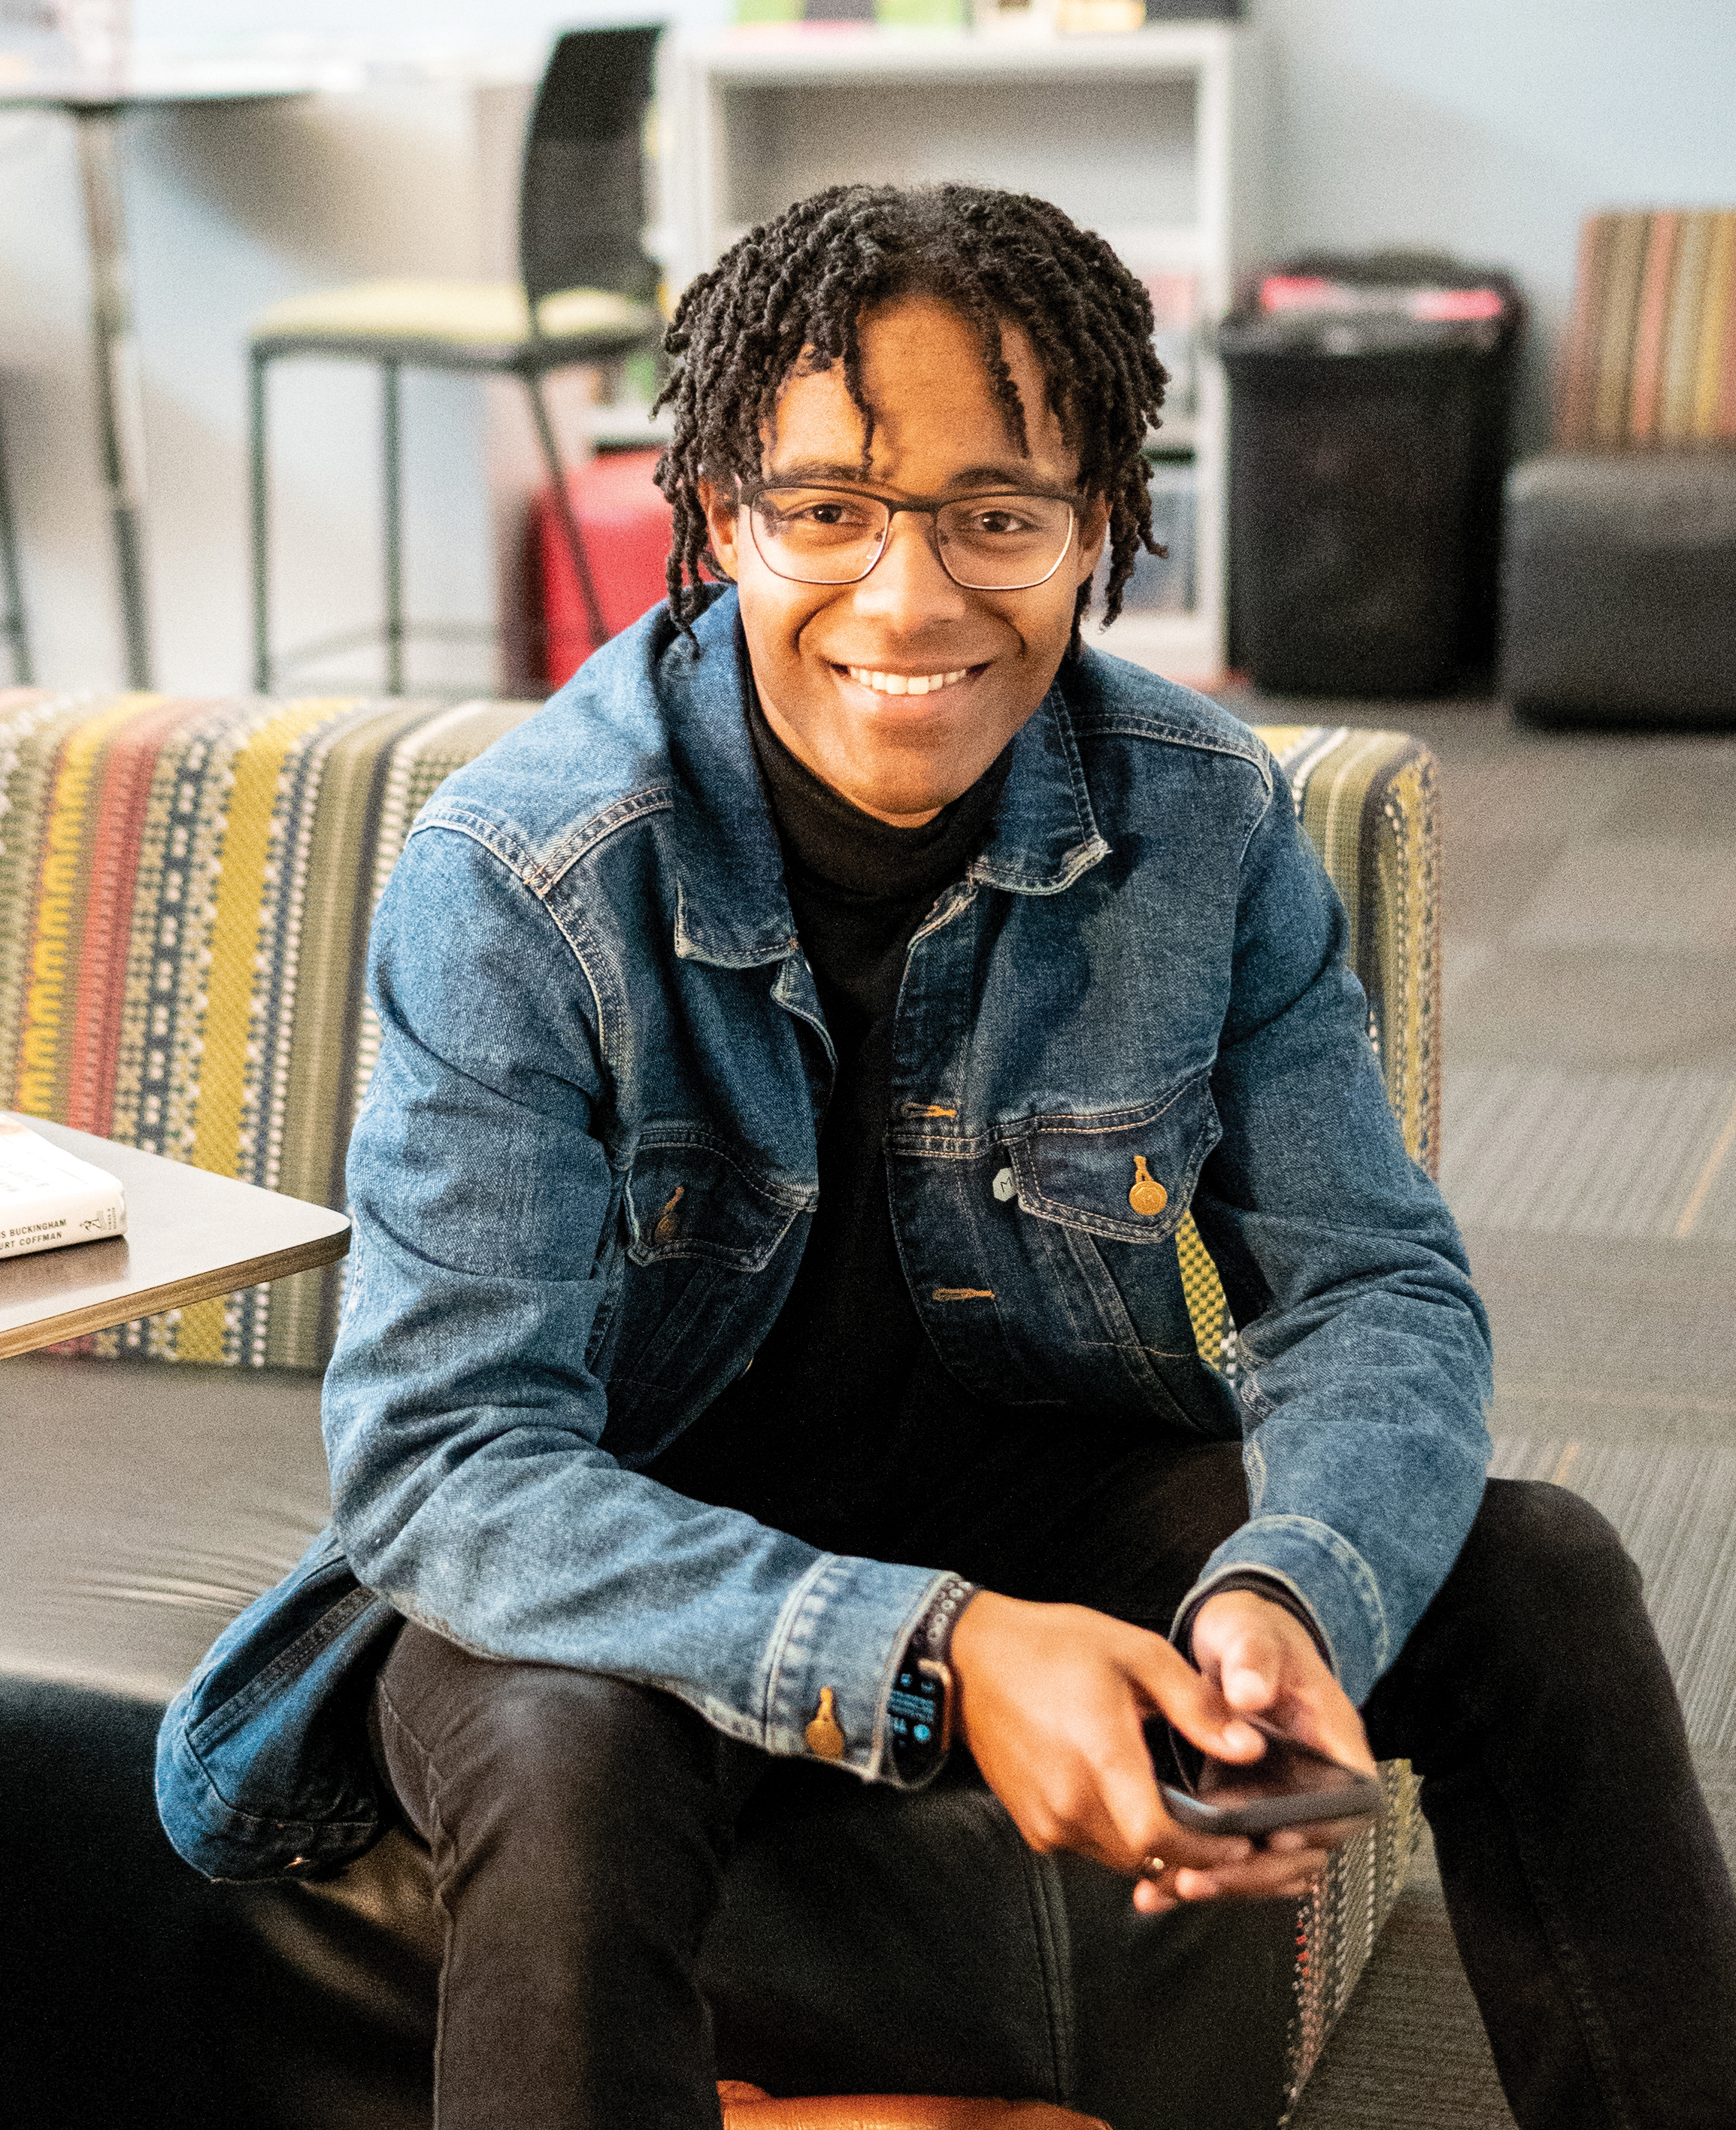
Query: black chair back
520,25,663,311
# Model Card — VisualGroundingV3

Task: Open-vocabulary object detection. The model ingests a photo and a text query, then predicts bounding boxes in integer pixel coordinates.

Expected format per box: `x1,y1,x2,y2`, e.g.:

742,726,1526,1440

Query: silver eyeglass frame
741,481,1080,592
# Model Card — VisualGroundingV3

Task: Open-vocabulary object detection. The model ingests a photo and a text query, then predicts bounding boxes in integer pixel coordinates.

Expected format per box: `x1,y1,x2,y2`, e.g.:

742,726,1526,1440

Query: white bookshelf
661,22,1265,684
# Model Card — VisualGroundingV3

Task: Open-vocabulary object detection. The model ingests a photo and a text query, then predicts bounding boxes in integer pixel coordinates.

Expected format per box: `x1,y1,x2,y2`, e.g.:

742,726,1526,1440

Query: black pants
372,1436,1736,2130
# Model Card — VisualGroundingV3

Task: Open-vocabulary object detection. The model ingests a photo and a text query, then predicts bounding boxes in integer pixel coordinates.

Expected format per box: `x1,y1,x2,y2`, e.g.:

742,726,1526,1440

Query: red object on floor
532,447,674,687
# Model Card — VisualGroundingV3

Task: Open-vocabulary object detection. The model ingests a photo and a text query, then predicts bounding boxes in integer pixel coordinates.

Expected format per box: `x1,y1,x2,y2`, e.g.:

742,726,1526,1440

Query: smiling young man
164,184,1735,2130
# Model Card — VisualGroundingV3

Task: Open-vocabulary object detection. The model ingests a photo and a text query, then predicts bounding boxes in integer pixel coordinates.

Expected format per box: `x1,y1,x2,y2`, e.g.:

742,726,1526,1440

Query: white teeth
845,666,971,696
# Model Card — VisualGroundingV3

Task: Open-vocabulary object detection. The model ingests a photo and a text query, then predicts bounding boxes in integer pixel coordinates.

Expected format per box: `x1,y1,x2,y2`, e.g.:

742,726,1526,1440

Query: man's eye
970,510,1034,536
765,498,874,530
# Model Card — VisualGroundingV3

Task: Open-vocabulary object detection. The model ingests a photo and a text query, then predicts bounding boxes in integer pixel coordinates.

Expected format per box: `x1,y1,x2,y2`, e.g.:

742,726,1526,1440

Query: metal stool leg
74,105,153,690
0,392,32,687
523,368,609,656
250,347,271,694
382,360,406,695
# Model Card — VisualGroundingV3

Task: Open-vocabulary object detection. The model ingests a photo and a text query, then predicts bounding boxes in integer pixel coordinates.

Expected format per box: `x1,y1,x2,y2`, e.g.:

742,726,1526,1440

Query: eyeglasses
743,483,1078,591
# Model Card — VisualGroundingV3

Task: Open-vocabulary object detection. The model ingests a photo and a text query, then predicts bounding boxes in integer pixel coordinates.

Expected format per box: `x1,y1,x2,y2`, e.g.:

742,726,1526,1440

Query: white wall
1,0,1731,695
1256,0,1736,447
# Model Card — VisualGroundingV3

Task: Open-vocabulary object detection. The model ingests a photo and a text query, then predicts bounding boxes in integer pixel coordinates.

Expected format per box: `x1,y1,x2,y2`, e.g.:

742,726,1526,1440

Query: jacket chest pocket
600,1132,813,1452
991,1075,1232,1429
624,1135,805,1273
1004,1073,1219,1248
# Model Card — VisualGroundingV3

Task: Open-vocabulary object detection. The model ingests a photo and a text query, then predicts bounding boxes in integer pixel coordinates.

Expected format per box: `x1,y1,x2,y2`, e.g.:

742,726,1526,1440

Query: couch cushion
0,1341,1419,2128
0,694,1438,1376
0,1353,326,1698
1556,209,1736,450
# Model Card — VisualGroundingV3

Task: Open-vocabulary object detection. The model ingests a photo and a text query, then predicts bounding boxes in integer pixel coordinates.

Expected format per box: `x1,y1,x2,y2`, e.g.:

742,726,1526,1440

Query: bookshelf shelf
663,21,1265,683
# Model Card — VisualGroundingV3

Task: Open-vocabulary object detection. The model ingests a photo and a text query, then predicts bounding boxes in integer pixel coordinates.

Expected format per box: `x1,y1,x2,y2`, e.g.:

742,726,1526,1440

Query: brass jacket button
1129,1155,1168,1217
805,1687,847,1759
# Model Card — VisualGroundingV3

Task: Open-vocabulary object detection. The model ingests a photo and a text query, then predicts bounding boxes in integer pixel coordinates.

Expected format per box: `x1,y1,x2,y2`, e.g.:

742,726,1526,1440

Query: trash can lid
1218,256,1522,360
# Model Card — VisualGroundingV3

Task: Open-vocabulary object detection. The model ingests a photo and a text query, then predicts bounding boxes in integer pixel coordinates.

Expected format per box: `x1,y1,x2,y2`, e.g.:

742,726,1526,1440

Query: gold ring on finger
1141,1854,1166,1877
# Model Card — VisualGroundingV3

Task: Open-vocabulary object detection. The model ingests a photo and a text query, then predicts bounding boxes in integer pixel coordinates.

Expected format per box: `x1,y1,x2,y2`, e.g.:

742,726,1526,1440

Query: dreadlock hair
652,183,1168,653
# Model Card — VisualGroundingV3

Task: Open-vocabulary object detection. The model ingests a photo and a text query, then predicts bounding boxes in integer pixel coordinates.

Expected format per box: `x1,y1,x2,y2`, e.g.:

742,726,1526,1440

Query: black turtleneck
647,680,1013,1557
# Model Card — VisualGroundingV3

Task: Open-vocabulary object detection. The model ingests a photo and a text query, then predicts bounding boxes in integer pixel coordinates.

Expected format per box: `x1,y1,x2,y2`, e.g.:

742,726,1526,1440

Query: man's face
701,295,1107,826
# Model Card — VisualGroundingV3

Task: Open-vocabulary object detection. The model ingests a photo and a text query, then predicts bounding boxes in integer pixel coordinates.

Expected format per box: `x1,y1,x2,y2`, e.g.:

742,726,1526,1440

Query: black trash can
1221,255,1522,698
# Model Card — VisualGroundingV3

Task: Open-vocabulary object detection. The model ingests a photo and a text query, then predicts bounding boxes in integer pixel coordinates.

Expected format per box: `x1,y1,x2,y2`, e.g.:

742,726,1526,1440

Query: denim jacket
156,587,1490,1880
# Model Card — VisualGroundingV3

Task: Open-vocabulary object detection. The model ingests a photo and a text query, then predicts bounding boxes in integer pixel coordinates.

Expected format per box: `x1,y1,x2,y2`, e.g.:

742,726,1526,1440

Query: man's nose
851,511,970,625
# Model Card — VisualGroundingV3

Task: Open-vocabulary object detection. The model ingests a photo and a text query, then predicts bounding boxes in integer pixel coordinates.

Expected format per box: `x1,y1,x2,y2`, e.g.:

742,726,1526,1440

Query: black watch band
887,1574,976,1785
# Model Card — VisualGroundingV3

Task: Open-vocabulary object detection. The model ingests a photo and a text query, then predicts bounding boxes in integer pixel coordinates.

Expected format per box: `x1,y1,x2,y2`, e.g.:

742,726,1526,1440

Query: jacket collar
663,589,1107,970
970,672,1110,897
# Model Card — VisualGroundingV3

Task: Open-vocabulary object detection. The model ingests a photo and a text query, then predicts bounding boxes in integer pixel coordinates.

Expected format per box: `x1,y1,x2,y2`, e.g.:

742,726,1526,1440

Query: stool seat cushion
250,278,657,364
717,2086,1107,2127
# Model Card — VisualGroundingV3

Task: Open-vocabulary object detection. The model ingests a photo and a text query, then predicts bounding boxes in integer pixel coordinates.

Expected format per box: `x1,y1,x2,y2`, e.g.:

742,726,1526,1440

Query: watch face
889,1658,949,1779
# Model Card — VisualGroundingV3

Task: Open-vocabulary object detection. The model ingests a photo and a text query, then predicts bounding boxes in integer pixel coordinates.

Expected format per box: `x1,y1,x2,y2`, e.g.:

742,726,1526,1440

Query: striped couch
1556,208,1736,451
1501,206,1736,721
0,684,1441,2128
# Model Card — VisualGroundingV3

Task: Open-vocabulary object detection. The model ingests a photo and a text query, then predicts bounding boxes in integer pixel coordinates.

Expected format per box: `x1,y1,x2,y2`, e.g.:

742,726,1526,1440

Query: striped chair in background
1501,206,1736,722
0,684,1438,2125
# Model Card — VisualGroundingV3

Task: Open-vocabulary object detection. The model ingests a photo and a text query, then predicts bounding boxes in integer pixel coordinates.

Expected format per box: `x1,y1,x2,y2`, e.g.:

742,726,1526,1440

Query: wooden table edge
0,1226,350,1359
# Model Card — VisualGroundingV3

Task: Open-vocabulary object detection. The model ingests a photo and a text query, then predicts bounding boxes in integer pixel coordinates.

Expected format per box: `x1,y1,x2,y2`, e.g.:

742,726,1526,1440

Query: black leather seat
2,1353,1300,2130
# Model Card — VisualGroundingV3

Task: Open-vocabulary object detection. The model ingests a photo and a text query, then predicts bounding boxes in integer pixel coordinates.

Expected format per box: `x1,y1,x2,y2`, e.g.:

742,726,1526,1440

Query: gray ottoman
1500,450,1736,723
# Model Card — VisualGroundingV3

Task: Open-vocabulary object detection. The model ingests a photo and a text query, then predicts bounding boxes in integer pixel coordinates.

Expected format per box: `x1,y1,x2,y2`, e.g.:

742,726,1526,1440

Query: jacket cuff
1171,1569,1332,1671
1175,1514,1392,1707
761,1553,953,1780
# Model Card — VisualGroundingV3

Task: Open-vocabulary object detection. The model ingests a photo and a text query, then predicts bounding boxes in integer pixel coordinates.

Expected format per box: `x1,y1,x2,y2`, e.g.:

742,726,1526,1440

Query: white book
0,1116,127,1262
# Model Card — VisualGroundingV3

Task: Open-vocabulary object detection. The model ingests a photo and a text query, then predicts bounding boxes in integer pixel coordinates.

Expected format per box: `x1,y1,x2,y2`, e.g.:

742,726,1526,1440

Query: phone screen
1153,1716,1382,1838
1196,1724,1370,1809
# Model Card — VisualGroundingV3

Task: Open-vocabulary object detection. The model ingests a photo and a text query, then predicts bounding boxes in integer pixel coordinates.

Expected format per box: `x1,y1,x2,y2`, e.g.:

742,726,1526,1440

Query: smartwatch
887,1574,974,1784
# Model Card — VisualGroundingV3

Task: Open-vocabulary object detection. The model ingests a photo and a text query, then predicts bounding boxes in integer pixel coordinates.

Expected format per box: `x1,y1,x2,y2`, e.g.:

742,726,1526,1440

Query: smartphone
1155,1716,1382,1840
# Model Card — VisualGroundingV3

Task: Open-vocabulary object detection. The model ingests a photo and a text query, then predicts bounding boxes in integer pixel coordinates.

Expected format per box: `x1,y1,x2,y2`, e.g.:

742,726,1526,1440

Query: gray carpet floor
1231,697,1736,2129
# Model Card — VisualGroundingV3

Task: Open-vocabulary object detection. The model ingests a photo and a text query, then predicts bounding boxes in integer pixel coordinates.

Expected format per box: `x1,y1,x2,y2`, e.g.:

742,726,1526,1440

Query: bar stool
0,385,32,686
247,26,664,694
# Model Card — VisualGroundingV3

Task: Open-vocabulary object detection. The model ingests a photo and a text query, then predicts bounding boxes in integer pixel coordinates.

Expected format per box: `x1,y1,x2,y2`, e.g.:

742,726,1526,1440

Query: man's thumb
1219,1630,1286,1713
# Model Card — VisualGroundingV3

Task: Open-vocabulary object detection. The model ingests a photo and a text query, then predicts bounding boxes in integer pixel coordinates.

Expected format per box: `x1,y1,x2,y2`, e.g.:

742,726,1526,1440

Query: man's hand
948,1591,1348,1915
1186,1586,1374,1774
1166,1586,1378,1917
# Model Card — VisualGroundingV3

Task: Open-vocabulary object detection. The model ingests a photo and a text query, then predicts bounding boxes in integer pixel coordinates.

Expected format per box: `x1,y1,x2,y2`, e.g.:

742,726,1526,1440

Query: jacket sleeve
323,822,943,1780
1182,765,1492,1707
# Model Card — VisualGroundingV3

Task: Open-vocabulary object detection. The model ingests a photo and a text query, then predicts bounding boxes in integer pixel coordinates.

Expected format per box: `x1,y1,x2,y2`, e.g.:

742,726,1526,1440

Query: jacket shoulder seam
400,804,633,1082
1070,711,1276,796
411,782,676,898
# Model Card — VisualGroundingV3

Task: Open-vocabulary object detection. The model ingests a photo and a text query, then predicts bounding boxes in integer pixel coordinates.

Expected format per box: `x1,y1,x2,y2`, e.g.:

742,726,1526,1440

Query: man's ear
1074,495,1110,586
698,479,742,580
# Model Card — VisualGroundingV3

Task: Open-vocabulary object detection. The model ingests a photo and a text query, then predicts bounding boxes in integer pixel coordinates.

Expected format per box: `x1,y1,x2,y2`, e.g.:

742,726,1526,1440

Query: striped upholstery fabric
0,686,1435,2114
0,692,1439,1383
1186,724,1438,2119
0,686,536,1367
1556,208,1736,449
1176,725,1441,1377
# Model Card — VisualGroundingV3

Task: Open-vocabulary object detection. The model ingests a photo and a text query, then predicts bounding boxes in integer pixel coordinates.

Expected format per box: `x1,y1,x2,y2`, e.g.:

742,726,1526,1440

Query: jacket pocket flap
1005,1078,1220,1244
625,1132,811,1271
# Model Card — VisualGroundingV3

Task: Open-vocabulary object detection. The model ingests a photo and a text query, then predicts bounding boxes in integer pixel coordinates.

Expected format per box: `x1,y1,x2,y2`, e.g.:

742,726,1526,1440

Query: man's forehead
757,454,1053,492
762,316,1076,485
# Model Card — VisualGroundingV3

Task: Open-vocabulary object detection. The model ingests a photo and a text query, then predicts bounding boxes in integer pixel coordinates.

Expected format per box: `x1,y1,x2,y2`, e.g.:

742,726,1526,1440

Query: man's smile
838,662,983,697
